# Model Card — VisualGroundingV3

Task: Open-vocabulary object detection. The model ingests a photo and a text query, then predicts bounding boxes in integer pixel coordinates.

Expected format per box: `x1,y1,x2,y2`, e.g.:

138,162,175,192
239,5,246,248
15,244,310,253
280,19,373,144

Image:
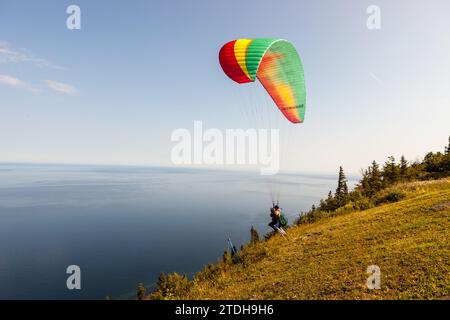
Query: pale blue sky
1,0,449,174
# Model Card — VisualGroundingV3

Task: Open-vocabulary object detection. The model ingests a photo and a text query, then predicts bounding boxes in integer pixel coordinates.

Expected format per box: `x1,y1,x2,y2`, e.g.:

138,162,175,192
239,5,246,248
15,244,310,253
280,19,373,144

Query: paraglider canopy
219,38,306,124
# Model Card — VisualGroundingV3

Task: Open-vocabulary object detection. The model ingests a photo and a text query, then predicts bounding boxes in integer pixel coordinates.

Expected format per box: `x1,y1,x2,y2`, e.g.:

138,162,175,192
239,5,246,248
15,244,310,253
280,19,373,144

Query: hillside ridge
150,178,450,300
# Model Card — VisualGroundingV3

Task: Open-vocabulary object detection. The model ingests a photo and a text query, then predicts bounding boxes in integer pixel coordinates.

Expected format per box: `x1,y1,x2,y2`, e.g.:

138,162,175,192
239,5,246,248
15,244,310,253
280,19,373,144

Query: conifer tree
369,161,383,195
325,190,335,211
157,273,167,296
383,156,399,186
445,136,450,155
335,166,349,206
400,155,408,181
358,168,371,195
327,190,334,202
137,283,146,300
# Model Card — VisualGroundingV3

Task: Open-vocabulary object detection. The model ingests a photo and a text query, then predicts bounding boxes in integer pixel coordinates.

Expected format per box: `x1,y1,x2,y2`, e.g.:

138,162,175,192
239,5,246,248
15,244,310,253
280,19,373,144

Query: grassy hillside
156,179,450,300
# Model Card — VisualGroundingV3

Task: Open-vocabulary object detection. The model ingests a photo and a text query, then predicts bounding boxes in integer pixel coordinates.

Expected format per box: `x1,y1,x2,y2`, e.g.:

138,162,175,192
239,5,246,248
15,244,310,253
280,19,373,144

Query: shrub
352,197,374,210
375,191,406,205
136,283,146,300
150,272,189,300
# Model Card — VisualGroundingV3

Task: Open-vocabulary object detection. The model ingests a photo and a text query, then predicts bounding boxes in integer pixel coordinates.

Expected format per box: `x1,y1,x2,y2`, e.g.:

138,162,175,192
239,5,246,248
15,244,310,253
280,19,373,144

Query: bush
334,203,356,215
352,197,374,211
136,283,146,300
150,272,189,300
375,191,406,205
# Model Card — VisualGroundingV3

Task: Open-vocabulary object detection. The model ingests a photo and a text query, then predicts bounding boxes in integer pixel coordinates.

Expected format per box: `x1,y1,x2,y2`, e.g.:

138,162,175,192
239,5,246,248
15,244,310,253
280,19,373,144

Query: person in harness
268,204,288,236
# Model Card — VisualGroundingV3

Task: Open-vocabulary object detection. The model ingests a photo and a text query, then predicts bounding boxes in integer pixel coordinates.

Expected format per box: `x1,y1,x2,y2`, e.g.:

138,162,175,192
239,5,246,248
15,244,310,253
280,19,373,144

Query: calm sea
0,163,356,299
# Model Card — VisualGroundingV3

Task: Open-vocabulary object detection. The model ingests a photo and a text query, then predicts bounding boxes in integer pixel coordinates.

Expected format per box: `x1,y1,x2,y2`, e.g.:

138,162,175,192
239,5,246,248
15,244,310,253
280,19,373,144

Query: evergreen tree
137,283,146,300
319,199,326,211
250,226,260,244
358,168,371,195
383,156,400,186
156,273,167,296
369,161,382,195
335,166,349,206
446,136,450,155
326,190,336,211
400,155,408,181
327,190,334,202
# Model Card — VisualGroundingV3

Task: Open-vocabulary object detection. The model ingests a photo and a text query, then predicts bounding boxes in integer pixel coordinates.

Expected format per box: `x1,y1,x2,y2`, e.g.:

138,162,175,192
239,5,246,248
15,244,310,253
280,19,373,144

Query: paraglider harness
272,202,288,227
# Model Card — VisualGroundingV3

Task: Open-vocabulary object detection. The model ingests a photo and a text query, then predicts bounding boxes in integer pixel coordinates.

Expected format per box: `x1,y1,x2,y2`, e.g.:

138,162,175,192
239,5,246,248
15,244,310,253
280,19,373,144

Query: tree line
296,136,450,224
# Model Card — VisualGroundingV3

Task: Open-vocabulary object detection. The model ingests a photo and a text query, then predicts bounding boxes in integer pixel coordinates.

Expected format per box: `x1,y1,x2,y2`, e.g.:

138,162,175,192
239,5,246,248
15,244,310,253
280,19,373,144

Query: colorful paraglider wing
219,38,306,123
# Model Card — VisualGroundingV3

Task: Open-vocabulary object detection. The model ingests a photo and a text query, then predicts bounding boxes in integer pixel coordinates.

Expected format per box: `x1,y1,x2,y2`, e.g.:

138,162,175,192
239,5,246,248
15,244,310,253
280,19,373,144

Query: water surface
0,163,355,299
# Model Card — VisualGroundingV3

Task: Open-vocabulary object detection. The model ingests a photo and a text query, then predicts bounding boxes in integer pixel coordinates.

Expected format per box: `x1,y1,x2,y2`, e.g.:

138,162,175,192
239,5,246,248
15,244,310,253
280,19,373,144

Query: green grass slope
176,179,450,300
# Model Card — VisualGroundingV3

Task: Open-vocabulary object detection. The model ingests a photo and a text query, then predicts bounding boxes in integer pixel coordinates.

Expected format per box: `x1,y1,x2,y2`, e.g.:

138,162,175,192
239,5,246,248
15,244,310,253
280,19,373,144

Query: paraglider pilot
269,205,281,231
269,205,288,236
